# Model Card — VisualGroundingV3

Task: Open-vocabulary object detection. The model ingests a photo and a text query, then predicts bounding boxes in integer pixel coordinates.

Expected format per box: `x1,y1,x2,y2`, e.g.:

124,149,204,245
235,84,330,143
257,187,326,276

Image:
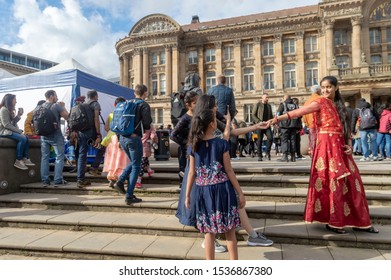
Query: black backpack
170,91,186,127
280,102,300,128
32,103,58,136
69,102,95,132
359,108,377,130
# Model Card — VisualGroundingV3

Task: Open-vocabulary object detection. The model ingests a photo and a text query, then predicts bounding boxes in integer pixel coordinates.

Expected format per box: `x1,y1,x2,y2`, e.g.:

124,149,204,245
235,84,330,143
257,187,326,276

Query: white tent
0,59,134,136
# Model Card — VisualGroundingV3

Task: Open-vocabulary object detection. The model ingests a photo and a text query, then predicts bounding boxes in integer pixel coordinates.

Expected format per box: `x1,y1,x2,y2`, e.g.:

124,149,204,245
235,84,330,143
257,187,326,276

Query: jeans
119,135,142,199
360,129,378,158
41,130,65,184
77,128,96,181
353,138,362,154
0,132,29,160
377,133,391,158
256,128,273,157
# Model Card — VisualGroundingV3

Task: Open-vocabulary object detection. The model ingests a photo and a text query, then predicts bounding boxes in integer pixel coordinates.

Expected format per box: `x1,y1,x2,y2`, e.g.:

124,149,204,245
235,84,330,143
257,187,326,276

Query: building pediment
129,14,181,36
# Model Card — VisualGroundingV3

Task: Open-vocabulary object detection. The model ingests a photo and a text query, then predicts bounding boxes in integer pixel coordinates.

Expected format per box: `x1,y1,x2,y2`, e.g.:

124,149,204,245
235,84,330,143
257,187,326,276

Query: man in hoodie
351,98,379,161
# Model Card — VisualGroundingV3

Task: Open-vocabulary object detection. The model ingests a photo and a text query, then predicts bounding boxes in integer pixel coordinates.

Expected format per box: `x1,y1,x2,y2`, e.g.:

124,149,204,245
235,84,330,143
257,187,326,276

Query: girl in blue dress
185,108,245,260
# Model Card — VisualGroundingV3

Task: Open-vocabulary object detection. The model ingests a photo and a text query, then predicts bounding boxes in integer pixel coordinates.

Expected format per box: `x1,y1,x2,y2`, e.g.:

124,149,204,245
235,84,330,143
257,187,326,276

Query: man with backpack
69,90,102,188
37,90,69,187
351,98,379,161
276,95,300,162
112,84,152,205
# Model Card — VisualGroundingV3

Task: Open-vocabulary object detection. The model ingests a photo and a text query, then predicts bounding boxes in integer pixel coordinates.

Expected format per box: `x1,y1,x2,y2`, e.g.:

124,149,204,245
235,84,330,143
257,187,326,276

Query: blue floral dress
190,138,240,234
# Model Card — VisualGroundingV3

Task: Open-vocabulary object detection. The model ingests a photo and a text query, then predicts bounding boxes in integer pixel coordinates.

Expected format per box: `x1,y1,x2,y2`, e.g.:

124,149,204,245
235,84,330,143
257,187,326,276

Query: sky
0,0,319,79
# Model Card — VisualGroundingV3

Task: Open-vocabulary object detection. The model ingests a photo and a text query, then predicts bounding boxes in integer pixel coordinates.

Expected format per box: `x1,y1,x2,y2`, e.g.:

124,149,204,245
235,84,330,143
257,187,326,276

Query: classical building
116,0,391,126
0,47,57,77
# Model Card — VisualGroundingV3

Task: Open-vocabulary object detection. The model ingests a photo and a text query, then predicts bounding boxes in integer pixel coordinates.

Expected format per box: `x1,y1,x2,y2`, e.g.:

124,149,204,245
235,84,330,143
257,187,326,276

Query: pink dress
103,134,130,181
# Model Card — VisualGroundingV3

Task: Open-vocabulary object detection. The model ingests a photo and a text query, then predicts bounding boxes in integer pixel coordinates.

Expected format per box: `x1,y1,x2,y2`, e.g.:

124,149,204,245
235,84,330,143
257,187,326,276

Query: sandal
325,224,347,234
353,226,379,234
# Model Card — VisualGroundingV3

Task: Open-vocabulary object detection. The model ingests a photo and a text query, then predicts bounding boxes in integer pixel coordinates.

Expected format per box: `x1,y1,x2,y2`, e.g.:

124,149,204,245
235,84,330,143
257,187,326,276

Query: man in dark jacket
276,95,299,162
351,98,379,161
251,93,273,161
207,75,236,118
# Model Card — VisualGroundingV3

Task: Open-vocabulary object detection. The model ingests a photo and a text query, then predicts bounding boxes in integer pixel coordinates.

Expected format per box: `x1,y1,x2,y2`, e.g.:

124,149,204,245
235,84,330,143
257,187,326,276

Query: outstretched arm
270,101,320,125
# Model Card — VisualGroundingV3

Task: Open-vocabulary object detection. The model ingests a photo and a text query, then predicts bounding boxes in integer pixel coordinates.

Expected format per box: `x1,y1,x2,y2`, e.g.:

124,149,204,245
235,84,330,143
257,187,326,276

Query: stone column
121,54,130,87
351,16,363,68
133,48,142,85
215,41,223,76
360,88,372,104
381,26,388,64
142,48,149,86
296,31,305,90
233,39,242,94
273,34,283,92
119,56,124,87
165,45,172,95
253,37,262,93
197,47,205,91
324,19,335,71
173,46,181,92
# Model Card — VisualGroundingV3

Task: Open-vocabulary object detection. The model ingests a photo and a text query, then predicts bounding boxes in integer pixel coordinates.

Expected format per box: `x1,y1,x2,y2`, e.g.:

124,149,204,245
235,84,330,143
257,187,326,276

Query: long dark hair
0,94,16,119
320,76,351,143
189,109,215,152
184,90,199,108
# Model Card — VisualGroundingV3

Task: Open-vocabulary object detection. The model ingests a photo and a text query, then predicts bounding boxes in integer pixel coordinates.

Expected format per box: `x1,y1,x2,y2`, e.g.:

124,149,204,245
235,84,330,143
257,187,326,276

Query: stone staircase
0,157,391,260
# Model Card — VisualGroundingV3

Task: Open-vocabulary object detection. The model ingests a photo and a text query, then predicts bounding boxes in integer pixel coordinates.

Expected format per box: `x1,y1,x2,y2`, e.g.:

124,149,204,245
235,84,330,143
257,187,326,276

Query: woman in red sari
270,76,378,234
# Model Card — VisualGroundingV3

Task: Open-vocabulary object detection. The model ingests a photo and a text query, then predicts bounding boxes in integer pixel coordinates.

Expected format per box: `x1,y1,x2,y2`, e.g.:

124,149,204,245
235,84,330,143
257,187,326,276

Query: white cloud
2,0,319,80
3,0,121,79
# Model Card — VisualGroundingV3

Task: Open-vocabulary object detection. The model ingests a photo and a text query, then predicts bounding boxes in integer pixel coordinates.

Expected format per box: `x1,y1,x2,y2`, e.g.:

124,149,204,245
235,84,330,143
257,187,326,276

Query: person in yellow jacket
24,100,45,138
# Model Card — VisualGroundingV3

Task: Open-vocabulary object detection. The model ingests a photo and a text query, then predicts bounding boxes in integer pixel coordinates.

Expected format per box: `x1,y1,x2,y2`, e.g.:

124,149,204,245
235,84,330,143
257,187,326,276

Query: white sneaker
14,160,28,170
372,157,378,161
201,240,227,253
23,158,36,166
359,157,369,161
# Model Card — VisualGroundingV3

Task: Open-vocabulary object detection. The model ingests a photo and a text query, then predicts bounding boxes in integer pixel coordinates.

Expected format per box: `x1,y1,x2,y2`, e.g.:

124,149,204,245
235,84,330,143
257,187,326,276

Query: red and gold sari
290,97,371,228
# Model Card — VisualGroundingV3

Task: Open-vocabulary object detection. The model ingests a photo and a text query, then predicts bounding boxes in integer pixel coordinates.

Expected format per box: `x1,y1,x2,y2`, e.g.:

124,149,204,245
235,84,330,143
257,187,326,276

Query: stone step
1,191,391,225
62,171,391,190
20,181,391,206
0,208,391,256
1,227,390,260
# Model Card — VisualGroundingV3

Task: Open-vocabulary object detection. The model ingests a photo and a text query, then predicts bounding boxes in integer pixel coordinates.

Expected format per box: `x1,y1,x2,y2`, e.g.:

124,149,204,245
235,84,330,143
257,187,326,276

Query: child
185,109,245,260
136,127,158,189
170,91,199,186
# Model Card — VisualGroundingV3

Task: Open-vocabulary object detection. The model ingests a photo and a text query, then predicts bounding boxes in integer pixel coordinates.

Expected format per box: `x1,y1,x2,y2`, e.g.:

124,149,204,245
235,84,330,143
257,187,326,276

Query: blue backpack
110,99,144,136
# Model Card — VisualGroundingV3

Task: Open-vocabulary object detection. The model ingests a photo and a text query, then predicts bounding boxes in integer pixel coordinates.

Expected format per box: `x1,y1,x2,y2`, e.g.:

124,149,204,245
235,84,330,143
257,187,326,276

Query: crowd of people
1,72,389,260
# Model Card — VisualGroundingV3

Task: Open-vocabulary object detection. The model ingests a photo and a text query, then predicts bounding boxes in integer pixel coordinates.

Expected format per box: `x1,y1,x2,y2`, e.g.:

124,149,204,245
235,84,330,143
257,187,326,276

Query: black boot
278,153,289,162
291,153,296,162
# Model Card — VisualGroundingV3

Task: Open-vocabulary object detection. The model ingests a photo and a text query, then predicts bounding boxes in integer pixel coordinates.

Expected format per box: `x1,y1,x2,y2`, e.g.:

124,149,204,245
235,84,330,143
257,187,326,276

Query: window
152,74,158,96
224,46,234,61
305,35,318,52
151,52,158,66
389,53,391,63
205,71,216,92
283,38,295,54
27,59,39,69
0,52,10,62
369,28,381,45
40,62,52,70
151,108,163,125
334,29,348,45
387,27,391,43
305,62,318,87
224,69,235,89
284,64,296,88
188,50,197,64
370,55,382,65
244,104,253,123
262,41,274,57
12,55,25,65
159,74,166,95
243,68,254,91
206,48,216,62
242,43,253,59
263,66,274,90
335,55,350,68
159,51,166,64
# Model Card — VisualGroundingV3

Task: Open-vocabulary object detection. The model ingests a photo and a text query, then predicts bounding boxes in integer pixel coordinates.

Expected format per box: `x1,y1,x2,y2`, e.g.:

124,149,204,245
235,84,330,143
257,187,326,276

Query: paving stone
148,214,185,231
112,213,159,228
64,232,122,253
26,230,89,251
0,228,55,248
281,243,333,260
102,234,158,257
48,211,99,225
1,208,67,223
264,219,308,240
379,250,391,260
328,246,385,260
142,235,195,259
